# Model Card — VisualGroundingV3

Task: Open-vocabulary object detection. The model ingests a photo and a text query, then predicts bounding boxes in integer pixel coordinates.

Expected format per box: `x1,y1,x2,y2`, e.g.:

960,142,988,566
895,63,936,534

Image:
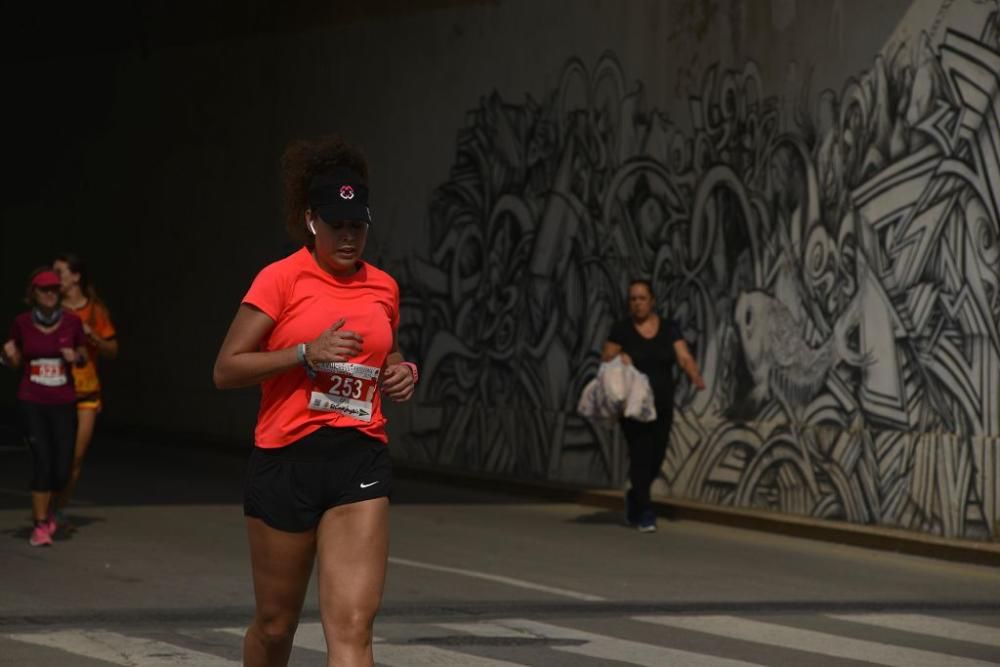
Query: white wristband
297,343,316,379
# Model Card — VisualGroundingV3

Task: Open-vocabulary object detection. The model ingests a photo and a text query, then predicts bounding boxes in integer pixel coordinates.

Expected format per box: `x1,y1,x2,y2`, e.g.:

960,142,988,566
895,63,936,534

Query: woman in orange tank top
51,253,118,527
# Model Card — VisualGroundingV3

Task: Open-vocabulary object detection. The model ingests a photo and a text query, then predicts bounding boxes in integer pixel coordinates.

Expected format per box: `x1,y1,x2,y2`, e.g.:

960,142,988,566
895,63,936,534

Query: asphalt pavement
1,433,999,666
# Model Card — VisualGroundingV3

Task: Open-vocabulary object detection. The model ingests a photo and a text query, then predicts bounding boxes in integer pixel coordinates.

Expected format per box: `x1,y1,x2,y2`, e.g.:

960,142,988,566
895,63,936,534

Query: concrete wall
1,0,997,540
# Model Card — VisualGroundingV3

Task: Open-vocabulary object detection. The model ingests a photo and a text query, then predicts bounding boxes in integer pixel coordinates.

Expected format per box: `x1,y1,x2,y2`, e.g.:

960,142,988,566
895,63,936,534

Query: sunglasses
35,285,61,294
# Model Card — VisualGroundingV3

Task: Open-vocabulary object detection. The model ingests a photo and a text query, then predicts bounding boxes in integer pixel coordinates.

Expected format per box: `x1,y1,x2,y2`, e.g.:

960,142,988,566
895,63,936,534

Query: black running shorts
243,426,391,532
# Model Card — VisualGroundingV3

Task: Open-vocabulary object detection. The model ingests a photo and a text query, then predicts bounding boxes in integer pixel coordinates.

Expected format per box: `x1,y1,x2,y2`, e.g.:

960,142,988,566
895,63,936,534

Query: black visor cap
308,167,371,223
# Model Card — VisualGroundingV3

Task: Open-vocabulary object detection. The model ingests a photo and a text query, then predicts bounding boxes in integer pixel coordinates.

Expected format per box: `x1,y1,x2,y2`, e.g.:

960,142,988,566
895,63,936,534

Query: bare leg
316,497,389,667
31,491,51,522
243,517,316,667
54,407,98,511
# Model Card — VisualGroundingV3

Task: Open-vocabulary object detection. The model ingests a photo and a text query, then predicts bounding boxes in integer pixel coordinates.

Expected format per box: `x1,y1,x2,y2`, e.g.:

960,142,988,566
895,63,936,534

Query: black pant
621,411,672,516
20,401,77,492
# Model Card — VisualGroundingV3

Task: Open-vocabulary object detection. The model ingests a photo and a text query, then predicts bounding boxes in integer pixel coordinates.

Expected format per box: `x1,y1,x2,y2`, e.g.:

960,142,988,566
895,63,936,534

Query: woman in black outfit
602,279,705,532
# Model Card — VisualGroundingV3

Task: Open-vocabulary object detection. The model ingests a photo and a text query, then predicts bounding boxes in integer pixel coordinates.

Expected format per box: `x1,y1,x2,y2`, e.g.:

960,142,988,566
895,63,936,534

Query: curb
395,462,1000,568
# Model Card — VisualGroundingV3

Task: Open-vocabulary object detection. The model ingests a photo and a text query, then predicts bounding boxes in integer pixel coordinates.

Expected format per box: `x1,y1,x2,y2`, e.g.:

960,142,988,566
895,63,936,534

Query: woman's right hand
306,319,363,365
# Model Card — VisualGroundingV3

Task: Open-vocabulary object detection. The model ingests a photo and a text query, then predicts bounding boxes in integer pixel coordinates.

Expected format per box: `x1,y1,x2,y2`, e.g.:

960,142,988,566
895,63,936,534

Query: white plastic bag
577,357,657,422
600,356,630,409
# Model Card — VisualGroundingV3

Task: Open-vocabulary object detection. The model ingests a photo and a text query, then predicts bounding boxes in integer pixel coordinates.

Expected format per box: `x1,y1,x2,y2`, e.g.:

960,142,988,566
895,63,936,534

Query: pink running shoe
43,515,58,536
29,524,53,547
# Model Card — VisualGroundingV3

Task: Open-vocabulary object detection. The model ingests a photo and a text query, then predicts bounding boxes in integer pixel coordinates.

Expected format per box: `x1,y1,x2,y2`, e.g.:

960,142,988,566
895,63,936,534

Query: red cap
31,271,61,288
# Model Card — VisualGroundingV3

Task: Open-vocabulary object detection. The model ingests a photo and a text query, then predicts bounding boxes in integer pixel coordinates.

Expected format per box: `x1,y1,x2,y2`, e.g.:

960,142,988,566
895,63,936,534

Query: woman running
214,135,416,667
2,269,87,546
52,253,118,521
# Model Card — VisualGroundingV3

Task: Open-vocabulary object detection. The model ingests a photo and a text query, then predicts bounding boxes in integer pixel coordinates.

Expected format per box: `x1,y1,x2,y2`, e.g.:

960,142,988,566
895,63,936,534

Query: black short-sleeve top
607,317,682,409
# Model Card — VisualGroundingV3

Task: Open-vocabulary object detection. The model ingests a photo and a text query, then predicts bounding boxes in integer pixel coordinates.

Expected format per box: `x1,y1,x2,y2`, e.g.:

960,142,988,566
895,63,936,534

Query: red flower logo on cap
340,185,355,200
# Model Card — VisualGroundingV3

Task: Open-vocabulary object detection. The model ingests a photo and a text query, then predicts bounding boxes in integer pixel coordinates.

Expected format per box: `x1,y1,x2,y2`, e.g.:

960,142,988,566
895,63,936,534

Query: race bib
308,362,381,422
30,358,67,387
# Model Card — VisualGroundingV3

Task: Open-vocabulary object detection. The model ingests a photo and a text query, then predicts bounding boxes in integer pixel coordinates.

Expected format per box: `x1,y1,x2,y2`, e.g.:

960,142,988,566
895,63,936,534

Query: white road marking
217,622,383,645
372,643,529,666
388,556,606,601
831,614,1000,649
440,618,764,666
222,622,525,666
637,615,999,667
6,629,239,666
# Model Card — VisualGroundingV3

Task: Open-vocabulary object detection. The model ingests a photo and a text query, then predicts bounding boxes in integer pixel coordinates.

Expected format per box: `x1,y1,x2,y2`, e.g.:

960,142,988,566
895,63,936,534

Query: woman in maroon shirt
1,269,87,547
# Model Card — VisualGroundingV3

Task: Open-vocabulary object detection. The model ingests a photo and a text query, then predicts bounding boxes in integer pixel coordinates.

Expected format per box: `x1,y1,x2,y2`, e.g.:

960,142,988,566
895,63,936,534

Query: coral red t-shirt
242,248,400,447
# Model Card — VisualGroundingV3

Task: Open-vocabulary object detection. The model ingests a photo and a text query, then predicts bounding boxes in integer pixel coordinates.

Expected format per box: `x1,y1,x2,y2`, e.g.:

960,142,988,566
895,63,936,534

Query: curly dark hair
281,136,369,247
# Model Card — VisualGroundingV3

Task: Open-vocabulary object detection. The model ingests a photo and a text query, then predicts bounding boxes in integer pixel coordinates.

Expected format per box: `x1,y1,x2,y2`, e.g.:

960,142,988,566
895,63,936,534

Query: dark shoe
637,509,657,533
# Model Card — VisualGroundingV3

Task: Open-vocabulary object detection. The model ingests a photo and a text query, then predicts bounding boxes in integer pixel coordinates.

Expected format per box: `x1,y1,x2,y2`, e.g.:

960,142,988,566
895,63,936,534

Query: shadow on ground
568,509,628,525
2,514,106,542
0,435,564,509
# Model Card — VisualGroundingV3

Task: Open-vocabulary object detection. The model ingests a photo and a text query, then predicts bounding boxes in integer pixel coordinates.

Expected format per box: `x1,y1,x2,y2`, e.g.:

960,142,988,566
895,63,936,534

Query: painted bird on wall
733,288,867,419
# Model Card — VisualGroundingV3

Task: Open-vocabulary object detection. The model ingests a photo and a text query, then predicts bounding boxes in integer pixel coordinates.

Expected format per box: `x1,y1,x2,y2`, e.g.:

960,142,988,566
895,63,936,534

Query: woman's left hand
381,363,415,402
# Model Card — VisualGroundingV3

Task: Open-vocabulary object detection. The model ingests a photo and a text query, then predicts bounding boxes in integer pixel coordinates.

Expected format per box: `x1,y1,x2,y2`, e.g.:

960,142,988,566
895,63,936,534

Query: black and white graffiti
396,11,1000,539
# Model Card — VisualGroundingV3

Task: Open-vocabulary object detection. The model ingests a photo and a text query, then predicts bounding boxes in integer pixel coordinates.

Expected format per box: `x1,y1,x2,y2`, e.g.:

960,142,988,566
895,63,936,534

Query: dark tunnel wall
2,0,494,438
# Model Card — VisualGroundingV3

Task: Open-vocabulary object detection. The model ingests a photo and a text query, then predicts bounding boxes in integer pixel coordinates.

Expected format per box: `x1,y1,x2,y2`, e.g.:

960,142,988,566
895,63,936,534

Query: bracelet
400,360,419,385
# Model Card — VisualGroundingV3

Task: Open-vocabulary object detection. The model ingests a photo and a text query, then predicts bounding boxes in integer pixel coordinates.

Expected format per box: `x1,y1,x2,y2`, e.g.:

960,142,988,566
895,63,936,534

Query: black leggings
621,413,672,514
20,401,77,492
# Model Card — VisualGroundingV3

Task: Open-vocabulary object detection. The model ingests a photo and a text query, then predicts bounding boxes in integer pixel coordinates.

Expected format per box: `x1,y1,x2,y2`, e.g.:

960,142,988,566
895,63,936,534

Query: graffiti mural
396,11,1000,539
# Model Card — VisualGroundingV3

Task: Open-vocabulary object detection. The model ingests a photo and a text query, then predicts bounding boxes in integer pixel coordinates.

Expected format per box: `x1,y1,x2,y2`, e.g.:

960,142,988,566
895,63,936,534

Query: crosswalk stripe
636,615,999,667
439,618,764,666
289,621,326,651
388,556,606,601
830,614,1000,649
372,644,529,666
217,622,386,646
5,629,239,666
220,623,523,666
